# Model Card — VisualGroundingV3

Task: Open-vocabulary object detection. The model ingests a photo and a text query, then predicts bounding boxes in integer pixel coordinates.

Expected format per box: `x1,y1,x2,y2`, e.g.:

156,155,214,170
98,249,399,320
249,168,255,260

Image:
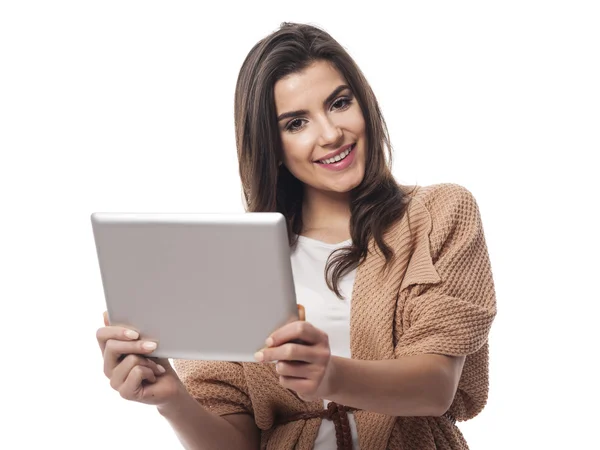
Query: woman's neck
301,187,352,243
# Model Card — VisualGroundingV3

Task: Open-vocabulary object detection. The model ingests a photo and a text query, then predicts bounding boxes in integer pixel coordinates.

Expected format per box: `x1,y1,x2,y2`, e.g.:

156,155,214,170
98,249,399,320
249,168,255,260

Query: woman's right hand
96,311,184,407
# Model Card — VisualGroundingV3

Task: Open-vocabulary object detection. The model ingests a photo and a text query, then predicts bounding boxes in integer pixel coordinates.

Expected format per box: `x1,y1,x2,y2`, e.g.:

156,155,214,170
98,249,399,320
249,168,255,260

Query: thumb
297,304,305,321
103,311,109,327
153,357,176,374
284,304,306,324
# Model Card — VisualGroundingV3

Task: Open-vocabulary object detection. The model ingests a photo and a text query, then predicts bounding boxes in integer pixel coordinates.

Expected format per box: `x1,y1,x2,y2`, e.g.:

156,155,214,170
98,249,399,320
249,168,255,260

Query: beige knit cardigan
174,183,497,450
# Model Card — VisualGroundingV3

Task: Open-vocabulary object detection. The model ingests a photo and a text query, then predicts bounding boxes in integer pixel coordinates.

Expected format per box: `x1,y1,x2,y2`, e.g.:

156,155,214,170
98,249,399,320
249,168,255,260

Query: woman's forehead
274,61,347,112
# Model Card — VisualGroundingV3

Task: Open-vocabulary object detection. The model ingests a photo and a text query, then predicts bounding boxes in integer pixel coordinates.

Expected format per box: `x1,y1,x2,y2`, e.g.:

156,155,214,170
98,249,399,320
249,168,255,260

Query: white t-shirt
290,235,360,450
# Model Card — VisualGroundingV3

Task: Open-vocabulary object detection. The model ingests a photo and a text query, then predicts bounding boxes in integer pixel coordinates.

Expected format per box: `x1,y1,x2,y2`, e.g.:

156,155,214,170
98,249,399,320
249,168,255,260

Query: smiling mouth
315,144,355,165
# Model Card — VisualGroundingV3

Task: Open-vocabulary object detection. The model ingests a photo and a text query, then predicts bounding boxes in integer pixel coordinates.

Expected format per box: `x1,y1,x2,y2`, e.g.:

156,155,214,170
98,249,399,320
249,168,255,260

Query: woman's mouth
316,144,355,165
314,144,357,172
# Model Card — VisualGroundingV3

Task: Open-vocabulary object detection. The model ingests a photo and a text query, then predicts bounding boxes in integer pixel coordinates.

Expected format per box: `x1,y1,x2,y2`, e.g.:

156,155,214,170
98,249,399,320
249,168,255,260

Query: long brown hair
234,22,412,298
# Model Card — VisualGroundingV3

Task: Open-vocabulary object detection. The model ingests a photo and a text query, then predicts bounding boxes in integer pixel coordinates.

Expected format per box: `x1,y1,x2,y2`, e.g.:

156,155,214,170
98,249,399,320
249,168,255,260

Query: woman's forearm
325,354,461,417
157,384,258,450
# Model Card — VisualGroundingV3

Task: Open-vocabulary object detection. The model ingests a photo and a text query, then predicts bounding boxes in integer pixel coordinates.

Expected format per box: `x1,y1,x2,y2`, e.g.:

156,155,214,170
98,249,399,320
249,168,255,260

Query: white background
1,1,598,448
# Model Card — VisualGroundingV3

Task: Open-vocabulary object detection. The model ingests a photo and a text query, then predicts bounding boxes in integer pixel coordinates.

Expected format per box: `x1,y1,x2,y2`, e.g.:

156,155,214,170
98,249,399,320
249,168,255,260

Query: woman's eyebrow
277,84,351,122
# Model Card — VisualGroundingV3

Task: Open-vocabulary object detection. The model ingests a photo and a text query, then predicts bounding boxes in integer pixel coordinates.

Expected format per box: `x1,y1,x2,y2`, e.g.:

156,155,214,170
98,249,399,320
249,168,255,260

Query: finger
118,365,157,401
259,342,320,364
110,355,165,390
103,339,158,378
275,360,314,378
255,309,308,354
297,304,305,321
150,357,176,374
103,311,109,326
266,321,324,348
96,326,140,354
286,304,305,322
278,376,318,400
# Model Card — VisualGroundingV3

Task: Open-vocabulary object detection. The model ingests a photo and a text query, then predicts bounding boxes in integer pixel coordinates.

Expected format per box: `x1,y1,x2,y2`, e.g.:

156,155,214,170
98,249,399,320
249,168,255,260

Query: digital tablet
91,212,298,362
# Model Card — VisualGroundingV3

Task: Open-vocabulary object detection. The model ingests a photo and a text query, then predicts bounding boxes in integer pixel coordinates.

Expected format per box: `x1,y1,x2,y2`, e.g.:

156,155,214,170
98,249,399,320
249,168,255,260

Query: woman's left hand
254,321,335,402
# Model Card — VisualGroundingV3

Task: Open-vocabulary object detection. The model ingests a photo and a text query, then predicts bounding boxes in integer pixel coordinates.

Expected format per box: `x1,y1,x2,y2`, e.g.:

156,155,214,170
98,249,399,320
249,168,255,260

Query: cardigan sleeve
395,184,497,358
172,359,254,416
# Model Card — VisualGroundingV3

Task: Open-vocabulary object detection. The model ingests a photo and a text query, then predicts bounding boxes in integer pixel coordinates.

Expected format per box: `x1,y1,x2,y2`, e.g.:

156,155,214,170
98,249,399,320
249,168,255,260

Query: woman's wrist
156,382,195,418
321,355,342,399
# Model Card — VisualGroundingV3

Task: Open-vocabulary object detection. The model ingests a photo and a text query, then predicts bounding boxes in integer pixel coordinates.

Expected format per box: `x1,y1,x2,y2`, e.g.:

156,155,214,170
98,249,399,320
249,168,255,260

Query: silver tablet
91,212,298,362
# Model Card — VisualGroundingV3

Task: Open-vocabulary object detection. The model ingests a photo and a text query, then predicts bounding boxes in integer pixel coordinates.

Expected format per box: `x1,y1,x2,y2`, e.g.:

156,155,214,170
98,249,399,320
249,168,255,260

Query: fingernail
142,341,157,350
157,364,166,373
254,351,264,362
265,337,274,347
124,330,139,339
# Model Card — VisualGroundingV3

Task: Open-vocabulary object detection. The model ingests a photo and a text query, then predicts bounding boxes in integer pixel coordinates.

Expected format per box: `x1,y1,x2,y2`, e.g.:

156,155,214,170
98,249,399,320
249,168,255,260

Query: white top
290,235,360,450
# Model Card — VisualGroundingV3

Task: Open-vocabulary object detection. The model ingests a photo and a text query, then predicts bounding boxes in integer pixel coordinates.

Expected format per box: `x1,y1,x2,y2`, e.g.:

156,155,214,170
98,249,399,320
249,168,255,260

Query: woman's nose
317,118,343,147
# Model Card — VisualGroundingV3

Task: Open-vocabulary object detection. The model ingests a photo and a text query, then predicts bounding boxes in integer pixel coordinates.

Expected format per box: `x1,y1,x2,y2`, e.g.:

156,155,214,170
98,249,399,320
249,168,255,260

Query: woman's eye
332,97,352,110
286,118,305,131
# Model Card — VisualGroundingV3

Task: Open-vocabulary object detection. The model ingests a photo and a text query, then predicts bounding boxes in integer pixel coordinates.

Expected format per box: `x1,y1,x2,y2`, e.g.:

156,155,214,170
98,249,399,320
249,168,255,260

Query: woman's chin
322,178,364,195
302,168,365,196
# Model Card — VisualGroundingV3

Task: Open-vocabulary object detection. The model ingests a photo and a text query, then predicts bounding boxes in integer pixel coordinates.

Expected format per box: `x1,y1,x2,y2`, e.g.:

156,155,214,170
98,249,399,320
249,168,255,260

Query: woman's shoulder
400,182,476,204
399,182,480,220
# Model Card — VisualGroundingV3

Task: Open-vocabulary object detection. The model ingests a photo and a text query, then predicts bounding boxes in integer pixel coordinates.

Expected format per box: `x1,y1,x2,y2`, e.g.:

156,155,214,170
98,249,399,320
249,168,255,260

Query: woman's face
274,60,366,196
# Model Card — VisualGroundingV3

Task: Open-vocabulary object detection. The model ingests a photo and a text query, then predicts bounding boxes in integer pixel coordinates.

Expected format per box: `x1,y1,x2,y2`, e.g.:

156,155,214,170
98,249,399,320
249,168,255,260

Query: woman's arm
256,321,465,416
256,185,494,417
157,384,260,450
324,354,465,416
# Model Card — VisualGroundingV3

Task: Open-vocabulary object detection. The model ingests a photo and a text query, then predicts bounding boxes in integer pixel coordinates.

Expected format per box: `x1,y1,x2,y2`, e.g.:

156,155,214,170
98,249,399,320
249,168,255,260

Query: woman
96,22,497,449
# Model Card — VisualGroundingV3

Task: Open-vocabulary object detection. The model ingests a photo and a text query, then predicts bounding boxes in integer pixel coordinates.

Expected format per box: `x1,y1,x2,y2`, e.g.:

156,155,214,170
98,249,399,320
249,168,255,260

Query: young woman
96,22,497,450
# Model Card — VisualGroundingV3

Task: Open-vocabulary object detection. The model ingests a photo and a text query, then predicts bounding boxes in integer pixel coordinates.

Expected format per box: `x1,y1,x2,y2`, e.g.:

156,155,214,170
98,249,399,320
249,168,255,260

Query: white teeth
319,145,353,164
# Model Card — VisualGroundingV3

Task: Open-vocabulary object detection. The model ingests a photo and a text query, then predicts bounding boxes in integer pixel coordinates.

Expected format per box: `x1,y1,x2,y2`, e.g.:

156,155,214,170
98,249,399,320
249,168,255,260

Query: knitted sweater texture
174,183,497,449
